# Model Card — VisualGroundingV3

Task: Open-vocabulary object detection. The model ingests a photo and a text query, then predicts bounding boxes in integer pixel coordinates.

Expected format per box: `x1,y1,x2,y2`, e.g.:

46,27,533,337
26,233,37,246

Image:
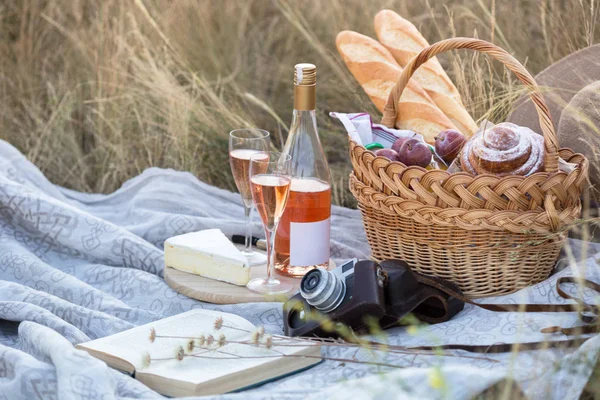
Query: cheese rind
164,229,250,286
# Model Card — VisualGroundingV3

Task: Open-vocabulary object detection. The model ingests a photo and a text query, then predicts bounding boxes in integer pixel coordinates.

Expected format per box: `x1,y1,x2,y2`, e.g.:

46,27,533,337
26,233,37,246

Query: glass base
274,260,330,277
246,278,292,295
242,250,268,266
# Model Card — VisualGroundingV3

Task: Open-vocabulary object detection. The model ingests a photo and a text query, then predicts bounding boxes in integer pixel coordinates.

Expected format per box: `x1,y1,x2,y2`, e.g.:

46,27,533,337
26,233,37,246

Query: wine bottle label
289,218,330,266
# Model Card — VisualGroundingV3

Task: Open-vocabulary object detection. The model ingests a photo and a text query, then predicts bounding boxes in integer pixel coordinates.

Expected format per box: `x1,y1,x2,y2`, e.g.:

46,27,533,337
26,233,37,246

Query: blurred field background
0,0,598,207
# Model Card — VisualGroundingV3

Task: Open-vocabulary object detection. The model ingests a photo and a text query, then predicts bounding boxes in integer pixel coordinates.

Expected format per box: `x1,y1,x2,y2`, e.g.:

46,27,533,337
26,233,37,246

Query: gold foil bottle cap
294,63,316,86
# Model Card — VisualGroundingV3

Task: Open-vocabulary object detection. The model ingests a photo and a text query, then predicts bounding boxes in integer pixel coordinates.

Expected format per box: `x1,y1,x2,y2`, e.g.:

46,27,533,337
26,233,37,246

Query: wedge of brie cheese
164,229,250,286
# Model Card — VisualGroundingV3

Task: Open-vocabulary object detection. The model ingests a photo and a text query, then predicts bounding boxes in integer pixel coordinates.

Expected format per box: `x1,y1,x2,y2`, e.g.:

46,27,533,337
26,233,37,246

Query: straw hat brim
508,44,600,136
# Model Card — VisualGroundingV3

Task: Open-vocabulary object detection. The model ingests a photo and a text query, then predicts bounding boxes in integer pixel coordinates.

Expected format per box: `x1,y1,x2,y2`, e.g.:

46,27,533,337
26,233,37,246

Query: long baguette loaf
374,10,478,136
336,30,455,143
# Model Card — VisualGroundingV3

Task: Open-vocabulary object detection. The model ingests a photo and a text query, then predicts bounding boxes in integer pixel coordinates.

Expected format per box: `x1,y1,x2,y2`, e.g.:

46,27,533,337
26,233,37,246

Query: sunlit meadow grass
1,0,598,207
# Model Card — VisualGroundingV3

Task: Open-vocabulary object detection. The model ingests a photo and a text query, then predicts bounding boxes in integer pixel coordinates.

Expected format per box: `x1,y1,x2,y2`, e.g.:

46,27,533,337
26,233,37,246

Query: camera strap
405,274,600,353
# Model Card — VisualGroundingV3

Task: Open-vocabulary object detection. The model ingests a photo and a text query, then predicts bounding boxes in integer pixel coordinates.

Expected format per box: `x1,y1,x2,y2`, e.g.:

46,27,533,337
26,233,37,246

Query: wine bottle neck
289,109,318,140
294,84,316,111
291,108,316,120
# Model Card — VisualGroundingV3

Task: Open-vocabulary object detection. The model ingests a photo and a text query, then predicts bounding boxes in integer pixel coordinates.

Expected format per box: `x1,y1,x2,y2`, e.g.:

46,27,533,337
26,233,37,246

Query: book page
78,309,254,370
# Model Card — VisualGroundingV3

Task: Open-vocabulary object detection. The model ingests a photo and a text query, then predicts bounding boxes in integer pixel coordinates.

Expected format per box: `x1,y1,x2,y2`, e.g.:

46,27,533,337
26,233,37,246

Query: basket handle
381,37,559,173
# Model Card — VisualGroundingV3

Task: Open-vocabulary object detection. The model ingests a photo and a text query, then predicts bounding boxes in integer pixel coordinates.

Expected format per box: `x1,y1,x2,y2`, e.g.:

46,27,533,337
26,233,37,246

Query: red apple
398,138,431,167
434,129,467,163
392,131,418,154
375,148,400,162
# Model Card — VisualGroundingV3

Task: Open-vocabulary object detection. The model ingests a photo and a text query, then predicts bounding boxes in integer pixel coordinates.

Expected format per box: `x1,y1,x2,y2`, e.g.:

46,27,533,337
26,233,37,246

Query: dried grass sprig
141,314,497,372
186,339,195,353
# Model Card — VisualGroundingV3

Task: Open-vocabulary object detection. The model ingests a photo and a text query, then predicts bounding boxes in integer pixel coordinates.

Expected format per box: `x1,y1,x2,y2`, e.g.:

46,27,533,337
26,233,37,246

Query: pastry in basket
374,10,478,136
335,30,456,144
460,122,545,176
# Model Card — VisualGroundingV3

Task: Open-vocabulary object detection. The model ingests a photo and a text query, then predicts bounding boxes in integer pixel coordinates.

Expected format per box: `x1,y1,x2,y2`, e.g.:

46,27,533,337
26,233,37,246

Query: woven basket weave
348,38,589,297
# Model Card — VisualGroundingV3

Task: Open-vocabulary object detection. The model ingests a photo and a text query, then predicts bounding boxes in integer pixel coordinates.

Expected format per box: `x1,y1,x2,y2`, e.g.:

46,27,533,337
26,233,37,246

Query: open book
76,309,321,397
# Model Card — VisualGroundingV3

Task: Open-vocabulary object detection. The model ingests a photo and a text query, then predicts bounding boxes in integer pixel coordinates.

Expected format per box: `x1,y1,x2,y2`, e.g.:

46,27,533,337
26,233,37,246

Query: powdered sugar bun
460,122,545,176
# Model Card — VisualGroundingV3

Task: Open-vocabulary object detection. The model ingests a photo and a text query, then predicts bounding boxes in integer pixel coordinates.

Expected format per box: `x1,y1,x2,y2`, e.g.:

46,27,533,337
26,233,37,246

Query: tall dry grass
0,0,598,206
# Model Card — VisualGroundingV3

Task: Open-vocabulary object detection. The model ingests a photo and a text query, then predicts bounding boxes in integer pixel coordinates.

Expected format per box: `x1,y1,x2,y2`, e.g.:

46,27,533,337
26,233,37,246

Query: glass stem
265,226,276,284
243,204,253,254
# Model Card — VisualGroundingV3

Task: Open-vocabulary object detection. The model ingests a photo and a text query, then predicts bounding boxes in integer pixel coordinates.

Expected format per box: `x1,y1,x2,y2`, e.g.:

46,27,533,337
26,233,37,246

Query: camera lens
299,268,346,313
302,269,321,293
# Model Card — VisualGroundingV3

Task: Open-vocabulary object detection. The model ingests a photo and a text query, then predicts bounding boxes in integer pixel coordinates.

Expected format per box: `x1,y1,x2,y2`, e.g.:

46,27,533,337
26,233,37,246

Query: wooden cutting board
164,244,335,304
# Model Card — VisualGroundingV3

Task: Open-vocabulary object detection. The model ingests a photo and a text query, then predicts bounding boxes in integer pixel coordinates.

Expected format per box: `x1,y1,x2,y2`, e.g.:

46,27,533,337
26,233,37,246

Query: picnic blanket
1,138,600,400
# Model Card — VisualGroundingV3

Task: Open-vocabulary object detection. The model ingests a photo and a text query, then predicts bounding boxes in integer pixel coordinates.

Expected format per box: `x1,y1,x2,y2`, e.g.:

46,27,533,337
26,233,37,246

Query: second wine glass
229,128,270,265
247,151,293,295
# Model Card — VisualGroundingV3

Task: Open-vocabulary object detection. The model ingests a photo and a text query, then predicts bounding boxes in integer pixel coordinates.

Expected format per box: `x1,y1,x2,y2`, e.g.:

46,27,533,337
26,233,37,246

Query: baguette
336,30,455,143
374,10,478,136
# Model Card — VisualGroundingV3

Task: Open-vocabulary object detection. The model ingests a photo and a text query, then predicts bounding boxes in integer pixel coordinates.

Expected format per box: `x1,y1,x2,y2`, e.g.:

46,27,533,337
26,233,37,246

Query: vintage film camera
283,259,464,337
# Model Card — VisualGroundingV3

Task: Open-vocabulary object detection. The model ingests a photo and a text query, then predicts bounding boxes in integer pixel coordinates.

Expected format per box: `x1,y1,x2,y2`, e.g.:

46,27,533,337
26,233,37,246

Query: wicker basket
348,38,589,297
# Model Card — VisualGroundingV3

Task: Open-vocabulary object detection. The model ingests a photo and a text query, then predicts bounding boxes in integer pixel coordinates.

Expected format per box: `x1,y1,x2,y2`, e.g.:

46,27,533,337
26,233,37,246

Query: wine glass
247,151,293,294
229,129,270,266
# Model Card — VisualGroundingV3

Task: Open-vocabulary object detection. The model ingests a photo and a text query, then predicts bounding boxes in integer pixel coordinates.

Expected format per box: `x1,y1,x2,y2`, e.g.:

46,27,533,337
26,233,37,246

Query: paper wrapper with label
330,112,424,148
